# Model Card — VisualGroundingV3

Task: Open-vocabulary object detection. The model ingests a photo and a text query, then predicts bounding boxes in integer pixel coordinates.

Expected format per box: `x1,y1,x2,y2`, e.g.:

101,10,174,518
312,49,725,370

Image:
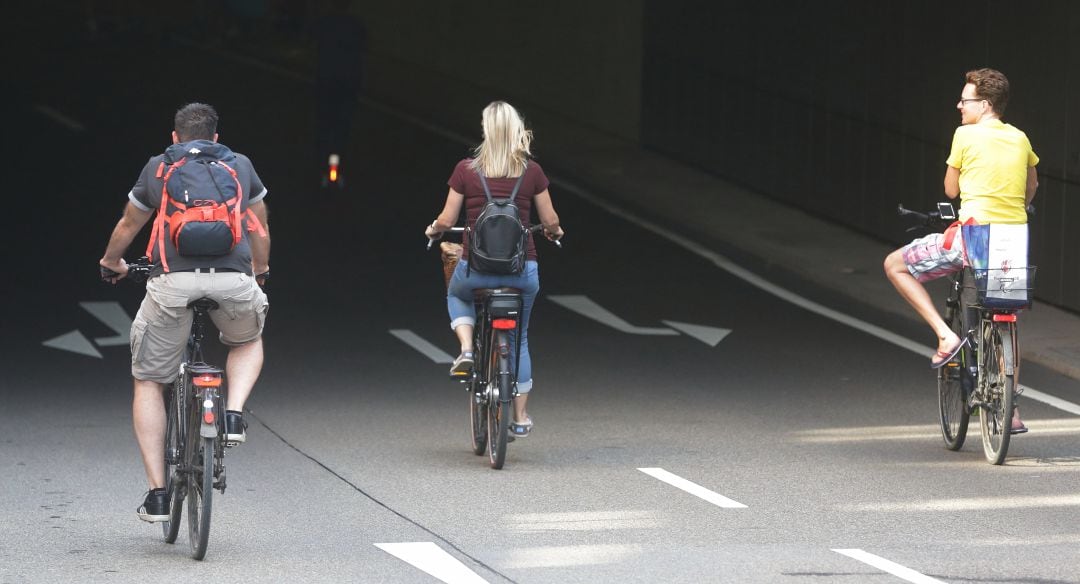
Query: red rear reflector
203,411,215,425
329,166,338,182
193,374,222,387
992,313,1017,322
492,318,517,330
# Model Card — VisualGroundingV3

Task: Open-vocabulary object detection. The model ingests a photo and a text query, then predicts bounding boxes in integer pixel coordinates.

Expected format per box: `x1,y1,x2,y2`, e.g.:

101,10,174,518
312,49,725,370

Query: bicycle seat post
188,299,219,363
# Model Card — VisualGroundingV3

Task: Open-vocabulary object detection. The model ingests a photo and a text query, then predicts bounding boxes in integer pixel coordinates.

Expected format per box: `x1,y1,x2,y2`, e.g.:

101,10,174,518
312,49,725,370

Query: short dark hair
174,103,218,142
965,68,1010,116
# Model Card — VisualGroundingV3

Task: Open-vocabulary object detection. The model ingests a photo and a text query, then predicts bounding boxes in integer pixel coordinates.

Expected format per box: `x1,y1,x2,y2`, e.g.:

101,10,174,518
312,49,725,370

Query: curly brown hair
965,68,1010,116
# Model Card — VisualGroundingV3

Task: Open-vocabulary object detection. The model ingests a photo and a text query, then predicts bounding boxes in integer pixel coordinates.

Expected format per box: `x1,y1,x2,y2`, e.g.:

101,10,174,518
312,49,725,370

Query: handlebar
897,202,1037,233
426,224,562,250
100,256,154,284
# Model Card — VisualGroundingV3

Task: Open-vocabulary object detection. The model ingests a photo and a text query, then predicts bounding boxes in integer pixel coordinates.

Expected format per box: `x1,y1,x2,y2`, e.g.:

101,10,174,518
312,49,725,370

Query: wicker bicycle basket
439,242,463,288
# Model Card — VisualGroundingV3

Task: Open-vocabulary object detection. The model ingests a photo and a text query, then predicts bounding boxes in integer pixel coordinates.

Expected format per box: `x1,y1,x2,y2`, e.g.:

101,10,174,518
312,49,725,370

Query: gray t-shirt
128,141,267,277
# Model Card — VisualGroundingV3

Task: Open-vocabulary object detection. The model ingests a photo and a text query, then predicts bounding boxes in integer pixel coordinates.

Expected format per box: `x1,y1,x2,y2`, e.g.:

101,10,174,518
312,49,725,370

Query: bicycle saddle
189,298,220,312
472,287,523,301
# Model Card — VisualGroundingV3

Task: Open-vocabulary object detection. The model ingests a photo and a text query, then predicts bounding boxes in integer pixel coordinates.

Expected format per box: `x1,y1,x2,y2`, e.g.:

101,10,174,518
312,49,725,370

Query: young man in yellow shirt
884,68,1038,432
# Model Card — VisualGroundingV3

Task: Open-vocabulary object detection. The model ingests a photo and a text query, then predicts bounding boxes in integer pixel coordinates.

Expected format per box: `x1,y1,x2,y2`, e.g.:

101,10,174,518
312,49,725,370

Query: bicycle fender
999,326,1016,376
200,421,217,438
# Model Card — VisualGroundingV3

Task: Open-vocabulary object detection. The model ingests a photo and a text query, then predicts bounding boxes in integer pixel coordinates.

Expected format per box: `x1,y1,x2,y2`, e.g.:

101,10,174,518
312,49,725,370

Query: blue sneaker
450,352,474,377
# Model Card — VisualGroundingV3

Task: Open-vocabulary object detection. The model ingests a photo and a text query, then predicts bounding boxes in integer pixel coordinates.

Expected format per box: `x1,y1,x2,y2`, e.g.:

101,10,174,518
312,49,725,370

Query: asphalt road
3,32,1080,584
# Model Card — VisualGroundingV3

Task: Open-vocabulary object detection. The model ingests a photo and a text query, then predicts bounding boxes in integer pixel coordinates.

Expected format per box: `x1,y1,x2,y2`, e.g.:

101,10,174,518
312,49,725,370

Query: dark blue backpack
145,141,262,271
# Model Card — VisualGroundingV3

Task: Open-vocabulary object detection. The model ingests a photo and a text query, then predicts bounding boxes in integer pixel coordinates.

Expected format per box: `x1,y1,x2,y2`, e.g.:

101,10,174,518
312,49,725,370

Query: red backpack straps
145,157,188,273
215,160,245,245
244,209,267,237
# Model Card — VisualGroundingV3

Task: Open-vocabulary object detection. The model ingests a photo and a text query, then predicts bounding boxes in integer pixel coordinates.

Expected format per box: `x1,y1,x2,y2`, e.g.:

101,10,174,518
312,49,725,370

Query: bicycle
102,257,230,559
428,225,558,469
897,204,1035,464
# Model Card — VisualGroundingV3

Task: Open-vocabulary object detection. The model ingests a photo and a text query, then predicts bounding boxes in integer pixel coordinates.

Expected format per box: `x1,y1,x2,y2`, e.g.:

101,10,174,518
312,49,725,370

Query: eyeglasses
958,98,986,105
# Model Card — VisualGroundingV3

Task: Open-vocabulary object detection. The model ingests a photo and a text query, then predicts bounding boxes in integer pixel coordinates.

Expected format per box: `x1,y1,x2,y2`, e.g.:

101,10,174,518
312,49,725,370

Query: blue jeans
447,260,539,393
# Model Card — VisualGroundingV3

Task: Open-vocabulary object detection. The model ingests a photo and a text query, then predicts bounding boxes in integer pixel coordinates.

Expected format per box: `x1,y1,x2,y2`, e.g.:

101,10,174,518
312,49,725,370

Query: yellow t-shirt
946,119,1038,224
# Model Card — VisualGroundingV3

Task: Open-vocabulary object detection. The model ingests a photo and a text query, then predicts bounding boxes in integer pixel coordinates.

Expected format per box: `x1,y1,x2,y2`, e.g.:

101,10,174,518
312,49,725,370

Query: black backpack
468,167,528,275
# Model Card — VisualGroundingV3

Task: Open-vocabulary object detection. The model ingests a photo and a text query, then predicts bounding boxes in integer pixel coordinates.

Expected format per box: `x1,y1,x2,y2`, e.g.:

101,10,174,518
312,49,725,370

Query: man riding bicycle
884,68,1038,433
98,103,271,522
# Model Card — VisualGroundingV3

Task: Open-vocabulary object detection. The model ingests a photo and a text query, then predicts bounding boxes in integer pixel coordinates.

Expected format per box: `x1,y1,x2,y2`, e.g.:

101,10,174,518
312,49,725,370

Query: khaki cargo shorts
130,271,269,383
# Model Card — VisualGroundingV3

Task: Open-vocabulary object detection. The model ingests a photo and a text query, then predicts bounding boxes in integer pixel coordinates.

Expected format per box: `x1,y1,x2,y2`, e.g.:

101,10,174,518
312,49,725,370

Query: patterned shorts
901,231,965,283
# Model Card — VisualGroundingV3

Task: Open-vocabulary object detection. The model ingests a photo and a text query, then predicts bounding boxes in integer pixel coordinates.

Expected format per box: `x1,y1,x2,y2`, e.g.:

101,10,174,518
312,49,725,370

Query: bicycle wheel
162,383,184,543
486,331,510,470
187,435,215,559
468,378,487,456
937,304,969,450
979,322,1015,465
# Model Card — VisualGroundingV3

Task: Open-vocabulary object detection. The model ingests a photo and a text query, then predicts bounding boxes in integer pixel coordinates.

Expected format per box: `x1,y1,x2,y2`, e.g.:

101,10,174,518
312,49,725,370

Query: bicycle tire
469,380,487,456
162,383,184,543
487,330,509,470
468,325,488,456
187,435,214,559
979,322,1015,465
937,303,970,450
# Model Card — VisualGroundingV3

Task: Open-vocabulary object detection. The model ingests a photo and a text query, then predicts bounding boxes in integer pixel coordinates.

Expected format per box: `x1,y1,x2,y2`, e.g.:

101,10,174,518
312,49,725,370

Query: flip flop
930,338,968,369
1010,422,1029,435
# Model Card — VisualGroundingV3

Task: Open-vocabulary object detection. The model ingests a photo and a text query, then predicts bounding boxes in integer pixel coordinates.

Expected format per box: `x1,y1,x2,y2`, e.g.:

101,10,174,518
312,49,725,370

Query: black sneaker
137,488,169,523
225,410,247,446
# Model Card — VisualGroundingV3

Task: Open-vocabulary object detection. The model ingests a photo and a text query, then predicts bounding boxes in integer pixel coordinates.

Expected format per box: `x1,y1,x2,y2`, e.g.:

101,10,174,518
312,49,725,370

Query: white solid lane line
637,467,747,509
202,39,1080,418
1020,386,1080,415
374,542,488,584
33,105,86,132
832,549,947,584
552,174,1080,416
389,329,455,364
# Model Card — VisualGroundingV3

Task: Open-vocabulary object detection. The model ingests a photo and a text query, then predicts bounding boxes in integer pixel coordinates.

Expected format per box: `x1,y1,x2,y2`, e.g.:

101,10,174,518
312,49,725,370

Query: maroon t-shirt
448,158,550,261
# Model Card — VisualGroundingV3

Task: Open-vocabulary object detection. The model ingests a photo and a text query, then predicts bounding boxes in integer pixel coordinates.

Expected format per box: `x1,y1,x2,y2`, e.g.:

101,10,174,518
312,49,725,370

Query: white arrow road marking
42,330,102,358
661,320,731,347
374,542,488,584
832,549,946,584
548,295,678,335
389,329,455,364
637,467,747,508
80,301,132,346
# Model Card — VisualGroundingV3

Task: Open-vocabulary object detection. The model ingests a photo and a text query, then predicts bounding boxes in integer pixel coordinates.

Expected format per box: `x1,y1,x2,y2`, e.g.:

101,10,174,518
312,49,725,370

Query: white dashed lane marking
637,467,747,509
